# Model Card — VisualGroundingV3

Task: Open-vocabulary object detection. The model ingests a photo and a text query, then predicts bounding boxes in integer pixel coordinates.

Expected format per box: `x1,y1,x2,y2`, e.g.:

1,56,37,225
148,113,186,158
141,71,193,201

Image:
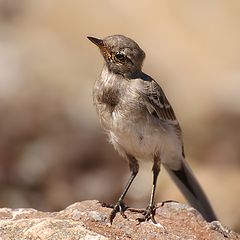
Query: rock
0,200,238,240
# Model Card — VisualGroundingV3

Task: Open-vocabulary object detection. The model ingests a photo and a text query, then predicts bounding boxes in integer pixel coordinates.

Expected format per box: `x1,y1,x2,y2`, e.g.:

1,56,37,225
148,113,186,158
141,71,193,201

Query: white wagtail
88,34,217,224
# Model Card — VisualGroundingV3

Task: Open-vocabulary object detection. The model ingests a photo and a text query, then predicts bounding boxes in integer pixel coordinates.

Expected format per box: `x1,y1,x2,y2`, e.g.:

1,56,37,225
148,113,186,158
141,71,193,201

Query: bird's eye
114,52,126,61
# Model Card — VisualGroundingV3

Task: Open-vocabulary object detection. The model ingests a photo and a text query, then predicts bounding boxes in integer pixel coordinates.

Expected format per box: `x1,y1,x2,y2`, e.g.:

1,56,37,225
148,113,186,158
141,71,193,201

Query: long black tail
164,158,217,222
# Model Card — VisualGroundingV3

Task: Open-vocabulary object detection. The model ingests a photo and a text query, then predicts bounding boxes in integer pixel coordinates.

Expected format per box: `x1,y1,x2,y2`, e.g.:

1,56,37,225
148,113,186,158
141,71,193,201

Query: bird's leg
137,155,160,223
107,155,139,224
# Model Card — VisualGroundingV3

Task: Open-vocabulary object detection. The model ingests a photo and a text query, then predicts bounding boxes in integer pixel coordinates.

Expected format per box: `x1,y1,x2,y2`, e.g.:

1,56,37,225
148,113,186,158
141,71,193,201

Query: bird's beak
87,36,104,47
87,36,111,59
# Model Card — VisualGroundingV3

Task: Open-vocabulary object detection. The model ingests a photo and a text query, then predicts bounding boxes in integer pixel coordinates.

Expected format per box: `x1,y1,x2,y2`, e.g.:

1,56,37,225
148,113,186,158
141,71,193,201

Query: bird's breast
109,110,161,161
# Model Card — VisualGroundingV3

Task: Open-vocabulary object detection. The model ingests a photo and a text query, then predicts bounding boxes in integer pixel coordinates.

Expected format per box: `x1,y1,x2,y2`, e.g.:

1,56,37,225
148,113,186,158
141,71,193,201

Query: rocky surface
0,200,238,240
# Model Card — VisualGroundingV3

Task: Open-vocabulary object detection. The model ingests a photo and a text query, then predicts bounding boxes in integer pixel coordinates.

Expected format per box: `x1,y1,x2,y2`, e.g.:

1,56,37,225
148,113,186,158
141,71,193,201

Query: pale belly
108,112,182,169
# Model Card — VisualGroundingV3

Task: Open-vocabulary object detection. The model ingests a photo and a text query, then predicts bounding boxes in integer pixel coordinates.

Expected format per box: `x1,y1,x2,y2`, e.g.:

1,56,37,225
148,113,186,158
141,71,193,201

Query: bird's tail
164,158,217,222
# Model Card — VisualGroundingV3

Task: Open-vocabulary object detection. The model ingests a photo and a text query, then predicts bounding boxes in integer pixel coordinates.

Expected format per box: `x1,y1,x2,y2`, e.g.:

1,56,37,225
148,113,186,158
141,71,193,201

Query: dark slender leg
108,155,139,224
137,155,160,223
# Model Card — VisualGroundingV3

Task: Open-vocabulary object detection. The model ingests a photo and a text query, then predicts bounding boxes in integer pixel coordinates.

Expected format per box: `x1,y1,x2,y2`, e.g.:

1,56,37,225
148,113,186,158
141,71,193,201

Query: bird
87,34,217,224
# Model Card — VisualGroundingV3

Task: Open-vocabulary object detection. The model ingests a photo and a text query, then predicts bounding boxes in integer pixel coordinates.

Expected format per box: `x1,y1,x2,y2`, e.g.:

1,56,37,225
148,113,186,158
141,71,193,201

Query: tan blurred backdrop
0,0,239,231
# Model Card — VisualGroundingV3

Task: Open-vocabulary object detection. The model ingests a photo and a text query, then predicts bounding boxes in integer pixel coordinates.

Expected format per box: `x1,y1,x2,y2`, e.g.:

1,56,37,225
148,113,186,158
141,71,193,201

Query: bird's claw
109,200,128,224
99,200,128,224
99,200,159,224
136,205,157,224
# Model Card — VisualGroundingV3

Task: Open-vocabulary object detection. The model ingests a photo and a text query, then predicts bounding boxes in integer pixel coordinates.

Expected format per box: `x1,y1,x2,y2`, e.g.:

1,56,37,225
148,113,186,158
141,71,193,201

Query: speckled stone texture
0,200,238,240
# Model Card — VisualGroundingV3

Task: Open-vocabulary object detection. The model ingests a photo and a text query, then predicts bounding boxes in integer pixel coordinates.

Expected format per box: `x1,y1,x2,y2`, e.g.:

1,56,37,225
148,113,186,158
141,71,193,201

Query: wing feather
138,78,183,139
143,79,177,123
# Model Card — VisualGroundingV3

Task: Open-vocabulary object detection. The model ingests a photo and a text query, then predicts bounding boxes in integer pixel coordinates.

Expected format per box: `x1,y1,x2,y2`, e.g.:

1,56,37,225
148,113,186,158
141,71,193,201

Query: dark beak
87,36,104,47
87,36,111,59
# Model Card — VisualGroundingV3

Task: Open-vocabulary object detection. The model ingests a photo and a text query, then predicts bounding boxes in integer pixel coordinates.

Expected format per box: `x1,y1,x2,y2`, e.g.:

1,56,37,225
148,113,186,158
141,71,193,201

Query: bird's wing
142,79,178,123
140,78,184,151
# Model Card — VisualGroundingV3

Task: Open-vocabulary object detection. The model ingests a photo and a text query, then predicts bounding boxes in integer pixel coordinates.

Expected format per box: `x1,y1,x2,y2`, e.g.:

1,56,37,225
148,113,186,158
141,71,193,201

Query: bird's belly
109,116,164,161
109,113,182,168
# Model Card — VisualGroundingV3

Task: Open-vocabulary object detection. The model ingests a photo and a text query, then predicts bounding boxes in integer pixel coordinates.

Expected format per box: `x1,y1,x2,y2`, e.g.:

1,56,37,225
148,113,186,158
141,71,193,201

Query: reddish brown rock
0,200,238,240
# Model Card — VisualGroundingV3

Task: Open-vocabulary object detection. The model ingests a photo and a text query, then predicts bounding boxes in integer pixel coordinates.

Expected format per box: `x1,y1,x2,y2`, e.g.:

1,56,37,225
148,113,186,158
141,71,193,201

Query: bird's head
87,35,145,77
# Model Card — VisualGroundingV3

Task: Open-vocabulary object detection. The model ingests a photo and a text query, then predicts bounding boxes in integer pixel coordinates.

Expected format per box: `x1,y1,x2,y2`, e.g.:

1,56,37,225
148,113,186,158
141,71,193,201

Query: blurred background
0,0,239,231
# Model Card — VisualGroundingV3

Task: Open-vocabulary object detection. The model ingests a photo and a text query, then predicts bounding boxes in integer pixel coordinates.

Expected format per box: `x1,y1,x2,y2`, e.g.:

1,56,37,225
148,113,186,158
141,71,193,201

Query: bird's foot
109,199,128,224
136,204,157,224
98,200,128,224
127,207,146,214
